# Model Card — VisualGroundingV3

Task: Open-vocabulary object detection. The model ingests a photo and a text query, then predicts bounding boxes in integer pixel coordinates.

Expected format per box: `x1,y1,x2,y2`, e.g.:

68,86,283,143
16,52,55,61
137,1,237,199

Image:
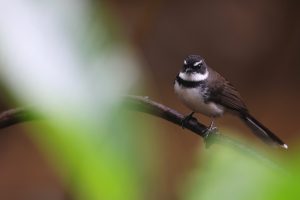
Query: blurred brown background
0,0,300,199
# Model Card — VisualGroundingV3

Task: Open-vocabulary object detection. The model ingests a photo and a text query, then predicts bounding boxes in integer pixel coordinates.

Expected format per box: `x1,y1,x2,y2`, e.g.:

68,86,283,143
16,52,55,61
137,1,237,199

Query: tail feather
241,113,288,149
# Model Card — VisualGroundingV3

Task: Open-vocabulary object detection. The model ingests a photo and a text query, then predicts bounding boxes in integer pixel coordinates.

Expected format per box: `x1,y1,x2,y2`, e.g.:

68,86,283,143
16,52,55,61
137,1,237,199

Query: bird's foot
203,121,218,148
181,112,195,129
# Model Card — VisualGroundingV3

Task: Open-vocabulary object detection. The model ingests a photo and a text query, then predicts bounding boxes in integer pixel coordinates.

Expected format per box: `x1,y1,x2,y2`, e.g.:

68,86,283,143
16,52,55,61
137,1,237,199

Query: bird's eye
193,60,203,67
193,61,206,74
193,63,202,69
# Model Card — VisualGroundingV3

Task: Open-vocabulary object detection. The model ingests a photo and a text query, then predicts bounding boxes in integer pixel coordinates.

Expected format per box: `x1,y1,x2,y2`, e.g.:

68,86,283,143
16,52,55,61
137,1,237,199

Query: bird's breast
174,81,224,117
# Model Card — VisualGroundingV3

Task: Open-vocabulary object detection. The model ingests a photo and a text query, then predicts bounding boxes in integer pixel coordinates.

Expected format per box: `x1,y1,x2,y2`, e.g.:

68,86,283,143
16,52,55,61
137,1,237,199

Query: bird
174,55,287,149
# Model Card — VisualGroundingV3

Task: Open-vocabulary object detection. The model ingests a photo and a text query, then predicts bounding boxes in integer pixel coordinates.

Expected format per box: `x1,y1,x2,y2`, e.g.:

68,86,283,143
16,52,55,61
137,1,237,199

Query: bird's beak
185,68,193,73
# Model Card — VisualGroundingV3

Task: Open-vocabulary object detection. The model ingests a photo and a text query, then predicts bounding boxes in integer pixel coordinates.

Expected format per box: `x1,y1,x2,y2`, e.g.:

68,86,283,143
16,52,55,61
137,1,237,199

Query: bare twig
0,95,283,170
124,95,284,170
124,95,254,147
0,107,40,129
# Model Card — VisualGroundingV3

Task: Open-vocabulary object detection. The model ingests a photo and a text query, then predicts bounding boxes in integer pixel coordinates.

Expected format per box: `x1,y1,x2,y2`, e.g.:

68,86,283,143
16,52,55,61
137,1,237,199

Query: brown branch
0,95,283,170
124,95,252,147
0,107,40,129
124,95,284,170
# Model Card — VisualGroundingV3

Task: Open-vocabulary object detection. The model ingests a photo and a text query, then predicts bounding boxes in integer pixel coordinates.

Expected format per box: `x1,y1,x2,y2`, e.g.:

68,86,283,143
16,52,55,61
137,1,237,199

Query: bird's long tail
240,113,288,149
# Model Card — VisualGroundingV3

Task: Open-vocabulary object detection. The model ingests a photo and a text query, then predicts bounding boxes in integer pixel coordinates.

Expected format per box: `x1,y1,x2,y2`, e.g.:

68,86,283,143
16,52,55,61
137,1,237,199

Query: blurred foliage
31,108,158,200
182,144,300,200
0,1,157,200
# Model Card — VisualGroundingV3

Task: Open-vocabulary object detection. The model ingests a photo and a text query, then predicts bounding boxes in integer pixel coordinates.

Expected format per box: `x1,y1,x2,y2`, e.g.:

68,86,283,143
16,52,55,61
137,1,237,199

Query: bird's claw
181,112,195,129
203,125,218,148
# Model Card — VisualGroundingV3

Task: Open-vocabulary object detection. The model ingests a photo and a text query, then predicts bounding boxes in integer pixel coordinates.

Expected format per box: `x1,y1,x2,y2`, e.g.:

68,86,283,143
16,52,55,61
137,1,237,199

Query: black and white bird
174,55,287,149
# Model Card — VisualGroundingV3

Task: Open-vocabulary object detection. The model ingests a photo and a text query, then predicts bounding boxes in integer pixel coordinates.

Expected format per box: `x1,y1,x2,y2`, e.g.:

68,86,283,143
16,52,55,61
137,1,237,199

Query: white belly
174,82,224,117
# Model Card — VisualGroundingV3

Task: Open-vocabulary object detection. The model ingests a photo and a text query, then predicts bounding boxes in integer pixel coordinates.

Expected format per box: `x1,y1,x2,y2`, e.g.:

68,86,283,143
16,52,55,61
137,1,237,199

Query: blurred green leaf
0,1,156,200
182,141,300,200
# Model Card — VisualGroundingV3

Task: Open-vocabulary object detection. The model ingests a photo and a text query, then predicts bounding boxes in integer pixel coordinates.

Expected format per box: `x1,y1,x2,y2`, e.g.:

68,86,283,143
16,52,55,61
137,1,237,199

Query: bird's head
179,55,208,81
182,55,206,74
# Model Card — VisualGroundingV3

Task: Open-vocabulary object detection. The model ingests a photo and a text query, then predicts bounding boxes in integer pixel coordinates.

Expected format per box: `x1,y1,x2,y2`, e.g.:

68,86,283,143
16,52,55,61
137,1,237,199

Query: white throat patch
179,70,209,81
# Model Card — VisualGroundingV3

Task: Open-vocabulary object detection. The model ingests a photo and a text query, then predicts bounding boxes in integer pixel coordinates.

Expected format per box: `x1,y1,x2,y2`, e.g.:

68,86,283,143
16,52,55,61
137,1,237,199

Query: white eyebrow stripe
193,60,203,66
184,60,187,65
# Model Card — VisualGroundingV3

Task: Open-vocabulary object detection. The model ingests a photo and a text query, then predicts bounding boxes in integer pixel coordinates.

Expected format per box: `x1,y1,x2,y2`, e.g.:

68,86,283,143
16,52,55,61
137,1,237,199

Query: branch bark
124,95,284,170
0,107,40,129
0,95,282,170
124,95,259,149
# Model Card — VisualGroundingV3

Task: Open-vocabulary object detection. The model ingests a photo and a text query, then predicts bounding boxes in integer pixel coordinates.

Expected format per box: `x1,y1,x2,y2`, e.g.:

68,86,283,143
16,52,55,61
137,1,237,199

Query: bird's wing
206,70,248,113
205,69,287,149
